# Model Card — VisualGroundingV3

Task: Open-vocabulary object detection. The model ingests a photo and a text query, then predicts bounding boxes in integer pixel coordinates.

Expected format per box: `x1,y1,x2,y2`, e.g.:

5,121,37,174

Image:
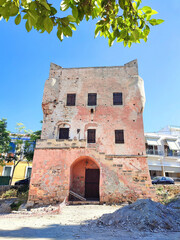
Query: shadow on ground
0,222,180,240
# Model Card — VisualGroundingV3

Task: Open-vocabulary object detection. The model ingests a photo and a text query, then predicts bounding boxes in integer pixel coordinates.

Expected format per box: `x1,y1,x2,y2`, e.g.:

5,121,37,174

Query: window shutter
113,93,123,105
88,93,97,106
115,130,124,144
67,94,76,106
87,129,96,143
59,128,69,139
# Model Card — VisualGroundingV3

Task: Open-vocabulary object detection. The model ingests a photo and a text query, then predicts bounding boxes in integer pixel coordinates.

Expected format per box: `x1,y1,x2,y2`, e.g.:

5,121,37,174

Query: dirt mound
98,199,180,232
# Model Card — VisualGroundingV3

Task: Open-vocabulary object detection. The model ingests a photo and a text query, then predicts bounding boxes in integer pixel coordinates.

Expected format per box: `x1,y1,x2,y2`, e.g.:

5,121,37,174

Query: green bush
2,189,18,198
10,200,24,211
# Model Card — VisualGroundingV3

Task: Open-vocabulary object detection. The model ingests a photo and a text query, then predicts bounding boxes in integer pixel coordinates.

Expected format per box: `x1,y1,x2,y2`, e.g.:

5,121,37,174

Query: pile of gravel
98,199,180,232
166,195,180,210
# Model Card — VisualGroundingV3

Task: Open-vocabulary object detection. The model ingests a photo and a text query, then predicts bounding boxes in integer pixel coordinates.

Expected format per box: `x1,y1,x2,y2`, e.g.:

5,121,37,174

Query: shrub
2,189,18,198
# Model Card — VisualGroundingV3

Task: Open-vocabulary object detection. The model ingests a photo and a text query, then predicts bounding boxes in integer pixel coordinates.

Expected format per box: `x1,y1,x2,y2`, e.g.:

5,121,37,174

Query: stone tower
28,60,155,205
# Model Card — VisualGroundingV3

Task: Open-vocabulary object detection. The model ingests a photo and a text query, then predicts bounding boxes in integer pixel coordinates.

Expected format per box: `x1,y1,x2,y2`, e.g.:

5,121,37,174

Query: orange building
28,60,155,205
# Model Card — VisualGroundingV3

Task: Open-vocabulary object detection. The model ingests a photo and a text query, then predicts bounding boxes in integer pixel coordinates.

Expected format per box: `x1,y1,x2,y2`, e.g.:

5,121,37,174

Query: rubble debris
97,199,180,232
166,194,180,210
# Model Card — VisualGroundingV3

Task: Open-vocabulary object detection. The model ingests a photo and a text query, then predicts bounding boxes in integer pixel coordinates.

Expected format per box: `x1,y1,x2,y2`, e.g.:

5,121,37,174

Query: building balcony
36,139,86,149
165,151,180,157
146,149,163,156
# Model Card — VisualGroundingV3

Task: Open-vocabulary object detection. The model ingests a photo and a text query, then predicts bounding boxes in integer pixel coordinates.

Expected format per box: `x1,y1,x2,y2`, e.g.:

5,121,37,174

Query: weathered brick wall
29,148,155,205
41,60,145,156
28,60,155,205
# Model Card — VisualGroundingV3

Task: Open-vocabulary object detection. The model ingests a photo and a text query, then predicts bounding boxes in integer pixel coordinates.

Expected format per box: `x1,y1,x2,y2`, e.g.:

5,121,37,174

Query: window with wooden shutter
115,130,124,144
59,128,69,139
87,129,96,143
67,94,76,106
113,92,123,105
88,93,97,106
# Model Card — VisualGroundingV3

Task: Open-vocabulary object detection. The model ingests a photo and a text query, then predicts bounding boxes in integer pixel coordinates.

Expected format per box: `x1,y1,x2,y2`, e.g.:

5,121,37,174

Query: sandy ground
0,204,180,240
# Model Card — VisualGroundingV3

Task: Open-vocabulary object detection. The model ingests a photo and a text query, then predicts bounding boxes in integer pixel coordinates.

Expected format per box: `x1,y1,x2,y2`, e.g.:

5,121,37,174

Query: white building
145,126,180,179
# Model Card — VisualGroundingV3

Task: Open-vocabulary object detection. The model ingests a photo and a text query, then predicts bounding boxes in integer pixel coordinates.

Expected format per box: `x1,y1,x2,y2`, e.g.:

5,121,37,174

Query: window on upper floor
113,92,123,105
88,93,97,106
9,142,16,153
87,129,96,143
115,130,124,144
67,94,76,106
146,144,158,155
59,128,69,139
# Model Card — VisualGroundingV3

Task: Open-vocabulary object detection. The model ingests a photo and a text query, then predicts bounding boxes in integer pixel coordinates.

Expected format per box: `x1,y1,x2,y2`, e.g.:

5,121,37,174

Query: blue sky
0,0,180,133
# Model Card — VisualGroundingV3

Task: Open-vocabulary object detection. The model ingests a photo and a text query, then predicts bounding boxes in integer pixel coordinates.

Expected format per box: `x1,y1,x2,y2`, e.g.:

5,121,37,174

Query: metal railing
146,149,163,155
165,151,180,157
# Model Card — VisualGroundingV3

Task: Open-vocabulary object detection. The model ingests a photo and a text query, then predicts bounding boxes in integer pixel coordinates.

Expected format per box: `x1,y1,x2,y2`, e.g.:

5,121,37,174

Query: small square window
67,94,76,106
88,93,97,106
59,128,69,139
115,130,124,144
113,92,123,105
87,129,96,143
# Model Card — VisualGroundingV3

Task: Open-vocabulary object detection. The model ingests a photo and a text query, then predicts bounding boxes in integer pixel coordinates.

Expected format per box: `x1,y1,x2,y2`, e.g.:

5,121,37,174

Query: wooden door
85,169,99,200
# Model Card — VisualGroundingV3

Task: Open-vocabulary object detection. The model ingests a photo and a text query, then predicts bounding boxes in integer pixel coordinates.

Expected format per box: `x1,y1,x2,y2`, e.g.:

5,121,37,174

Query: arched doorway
70,156,100,201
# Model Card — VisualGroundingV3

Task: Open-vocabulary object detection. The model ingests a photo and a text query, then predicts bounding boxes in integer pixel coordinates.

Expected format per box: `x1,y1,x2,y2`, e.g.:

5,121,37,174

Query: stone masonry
28,60,155,205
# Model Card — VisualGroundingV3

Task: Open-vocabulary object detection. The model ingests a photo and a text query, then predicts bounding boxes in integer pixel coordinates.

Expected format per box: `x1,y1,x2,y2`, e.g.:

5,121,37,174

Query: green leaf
61,17,69,26
44,17,53,33
108,38,114,47
142,6,152,13
40,1,50,10
149,19,164,26
120,29,127,38
9,4,19,16
57,28,63,41
67,15,76,22
94,26,101,38
23,13,28,20
72,6,78,19
28,10,38,25
25,19,32,32
151,10,158,15
156,19,164,25
14,14,21,25
69,23,76,31
60,0,69,11
132,29,139,41
50,7,57,15
62,26,72,37
143,25,150,36
0,0,6,5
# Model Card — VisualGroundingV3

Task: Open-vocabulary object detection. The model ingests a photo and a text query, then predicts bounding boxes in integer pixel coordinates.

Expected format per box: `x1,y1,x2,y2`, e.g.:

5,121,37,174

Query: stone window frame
56,122,71,140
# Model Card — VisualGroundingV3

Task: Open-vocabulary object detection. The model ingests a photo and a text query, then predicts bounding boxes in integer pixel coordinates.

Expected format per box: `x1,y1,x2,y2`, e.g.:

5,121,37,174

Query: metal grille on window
88,93,97,106
115,130,124,143
87,129,96,143
59,128,69,139
113,92,123,105
67,94,76,106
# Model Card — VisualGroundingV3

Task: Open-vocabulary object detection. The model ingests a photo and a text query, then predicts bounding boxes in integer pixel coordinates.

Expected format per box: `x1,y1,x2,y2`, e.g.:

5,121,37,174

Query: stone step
68,201,100,205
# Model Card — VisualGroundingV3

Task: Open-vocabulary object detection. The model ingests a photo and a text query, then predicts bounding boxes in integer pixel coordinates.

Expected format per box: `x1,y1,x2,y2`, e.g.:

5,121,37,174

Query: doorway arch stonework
70,156,100,200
